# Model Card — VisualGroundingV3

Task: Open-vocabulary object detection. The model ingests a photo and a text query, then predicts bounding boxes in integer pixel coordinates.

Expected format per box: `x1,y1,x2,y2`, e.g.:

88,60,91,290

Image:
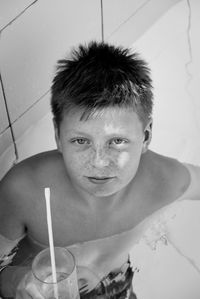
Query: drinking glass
32,247,80,299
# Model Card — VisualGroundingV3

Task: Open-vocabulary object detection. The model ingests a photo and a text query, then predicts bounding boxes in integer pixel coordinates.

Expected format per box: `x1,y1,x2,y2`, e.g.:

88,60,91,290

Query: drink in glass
32,247,80,299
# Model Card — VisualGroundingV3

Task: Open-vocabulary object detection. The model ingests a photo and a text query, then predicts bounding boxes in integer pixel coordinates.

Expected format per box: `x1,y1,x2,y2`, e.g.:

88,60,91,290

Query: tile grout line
106,0,151,40
0,0,39,33
11,89,50,126
0,71,18,162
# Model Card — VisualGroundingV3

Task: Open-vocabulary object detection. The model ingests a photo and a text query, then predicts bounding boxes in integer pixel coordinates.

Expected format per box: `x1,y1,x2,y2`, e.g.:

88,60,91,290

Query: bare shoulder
0,149,62,188
2,149,64,181
0,150,64,239
154,152,189,180
148,151,191,199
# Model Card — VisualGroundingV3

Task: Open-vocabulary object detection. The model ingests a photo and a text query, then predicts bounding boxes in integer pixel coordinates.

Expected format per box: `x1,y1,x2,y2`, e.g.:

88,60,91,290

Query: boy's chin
86,186,122,198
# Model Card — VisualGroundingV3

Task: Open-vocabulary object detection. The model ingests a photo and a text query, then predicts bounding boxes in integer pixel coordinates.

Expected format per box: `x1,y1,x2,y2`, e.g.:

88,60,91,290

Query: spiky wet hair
51,41,153,128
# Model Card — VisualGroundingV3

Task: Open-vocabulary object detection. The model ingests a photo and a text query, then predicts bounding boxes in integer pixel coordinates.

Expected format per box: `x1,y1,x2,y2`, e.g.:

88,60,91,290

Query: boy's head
51,41,153,130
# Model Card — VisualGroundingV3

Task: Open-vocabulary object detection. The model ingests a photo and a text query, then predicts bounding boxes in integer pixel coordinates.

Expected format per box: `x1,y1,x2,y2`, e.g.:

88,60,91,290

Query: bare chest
26,163,190,247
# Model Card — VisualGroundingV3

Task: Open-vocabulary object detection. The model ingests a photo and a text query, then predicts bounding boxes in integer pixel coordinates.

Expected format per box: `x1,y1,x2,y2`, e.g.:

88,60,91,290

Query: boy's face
55,107,149,198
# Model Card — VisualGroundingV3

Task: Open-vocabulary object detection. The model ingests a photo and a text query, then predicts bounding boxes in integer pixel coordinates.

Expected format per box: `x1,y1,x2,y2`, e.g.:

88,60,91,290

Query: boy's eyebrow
69,130,90,136
68,129,129,137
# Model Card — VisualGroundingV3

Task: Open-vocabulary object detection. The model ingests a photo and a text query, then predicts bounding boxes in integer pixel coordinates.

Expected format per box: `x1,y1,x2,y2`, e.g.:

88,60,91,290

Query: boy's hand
0,266,44,299
16,270,44,299
0,266,29,298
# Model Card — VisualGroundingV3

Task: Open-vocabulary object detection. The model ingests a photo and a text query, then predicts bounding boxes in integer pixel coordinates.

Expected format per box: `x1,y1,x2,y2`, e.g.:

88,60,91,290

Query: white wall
134,0,200,165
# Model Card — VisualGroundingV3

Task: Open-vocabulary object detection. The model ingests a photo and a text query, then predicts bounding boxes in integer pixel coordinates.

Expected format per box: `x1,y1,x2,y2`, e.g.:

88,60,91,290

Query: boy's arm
0,167,28,297
0,237,29,298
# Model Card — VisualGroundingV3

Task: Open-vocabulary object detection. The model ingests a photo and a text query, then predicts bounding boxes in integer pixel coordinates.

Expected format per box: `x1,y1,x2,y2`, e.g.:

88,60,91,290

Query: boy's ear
142,119,153,153
53,118,61,152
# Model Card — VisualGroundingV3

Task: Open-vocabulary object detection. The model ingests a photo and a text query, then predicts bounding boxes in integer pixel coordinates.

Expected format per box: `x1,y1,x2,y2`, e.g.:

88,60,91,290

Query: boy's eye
110,138,128,145
71,138,90,145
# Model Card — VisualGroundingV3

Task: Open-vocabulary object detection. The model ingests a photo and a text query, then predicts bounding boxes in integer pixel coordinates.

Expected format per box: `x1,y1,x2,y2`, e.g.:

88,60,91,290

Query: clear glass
32,247,80,299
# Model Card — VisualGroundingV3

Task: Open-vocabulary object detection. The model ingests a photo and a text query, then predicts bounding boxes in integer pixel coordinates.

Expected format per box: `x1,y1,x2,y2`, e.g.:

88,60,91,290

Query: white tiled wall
0,129,15,179
13,91,50,143
103,0,148,41
0,0,36,31
0,78,16,178
0,81,9,133
104,0,181,46
16,111,55,161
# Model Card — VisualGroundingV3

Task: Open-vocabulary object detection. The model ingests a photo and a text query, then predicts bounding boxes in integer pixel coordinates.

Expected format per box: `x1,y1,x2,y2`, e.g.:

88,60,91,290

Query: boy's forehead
63,106,137,121
61,106,143,134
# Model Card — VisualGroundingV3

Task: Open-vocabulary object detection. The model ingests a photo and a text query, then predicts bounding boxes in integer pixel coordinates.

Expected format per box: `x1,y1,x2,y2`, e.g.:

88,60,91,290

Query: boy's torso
14,150,190,247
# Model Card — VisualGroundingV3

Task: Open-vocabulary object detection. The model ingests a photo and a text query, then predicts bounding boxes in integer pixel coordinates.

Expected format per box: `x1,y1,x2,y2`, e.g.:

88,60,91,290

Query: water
40,272,79,299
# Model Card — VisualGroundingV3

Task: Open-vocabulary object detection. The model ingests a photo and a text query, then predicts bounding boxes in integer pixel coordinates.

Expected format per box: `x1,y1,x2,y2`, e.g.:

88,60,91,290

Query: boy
0,41,199,298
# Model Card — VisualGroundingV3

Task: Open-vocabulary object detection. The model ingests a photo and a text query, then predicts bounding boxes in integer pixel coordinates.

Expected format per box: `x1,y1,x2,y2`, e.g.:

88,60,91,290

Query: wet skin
0,106,190,247
55,107,148,199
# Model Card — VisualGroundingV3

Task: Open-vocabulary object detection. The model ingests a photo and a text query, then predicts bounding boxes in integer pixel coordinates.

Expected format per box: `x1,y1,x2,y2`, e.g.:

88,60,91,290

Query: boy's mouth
87,177,115,184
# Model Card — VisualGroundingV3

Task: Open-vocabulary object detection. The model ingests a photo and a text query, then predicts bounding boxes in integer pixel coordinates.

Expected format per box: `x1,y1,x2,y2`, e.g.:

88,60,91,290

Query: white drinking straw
44,187,59,299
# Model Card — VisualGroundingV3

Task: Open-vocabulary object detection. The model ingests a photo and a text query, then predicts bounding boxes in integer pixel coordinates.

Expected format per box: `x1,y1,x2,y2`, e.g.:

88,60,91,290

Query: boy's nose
91,149,110,168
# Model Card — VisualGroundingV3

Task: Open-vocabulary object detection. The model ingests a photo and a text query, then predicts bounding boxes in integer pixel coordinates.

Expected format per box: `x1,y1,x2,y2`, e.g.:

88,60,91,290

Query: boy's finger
26,283,45,299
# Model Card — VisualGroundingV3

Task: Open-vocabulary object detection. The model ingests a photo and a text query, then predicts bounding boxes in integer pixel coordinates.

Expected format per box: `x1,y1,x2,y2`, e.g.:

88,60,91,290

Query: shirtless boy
0,41,195,298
